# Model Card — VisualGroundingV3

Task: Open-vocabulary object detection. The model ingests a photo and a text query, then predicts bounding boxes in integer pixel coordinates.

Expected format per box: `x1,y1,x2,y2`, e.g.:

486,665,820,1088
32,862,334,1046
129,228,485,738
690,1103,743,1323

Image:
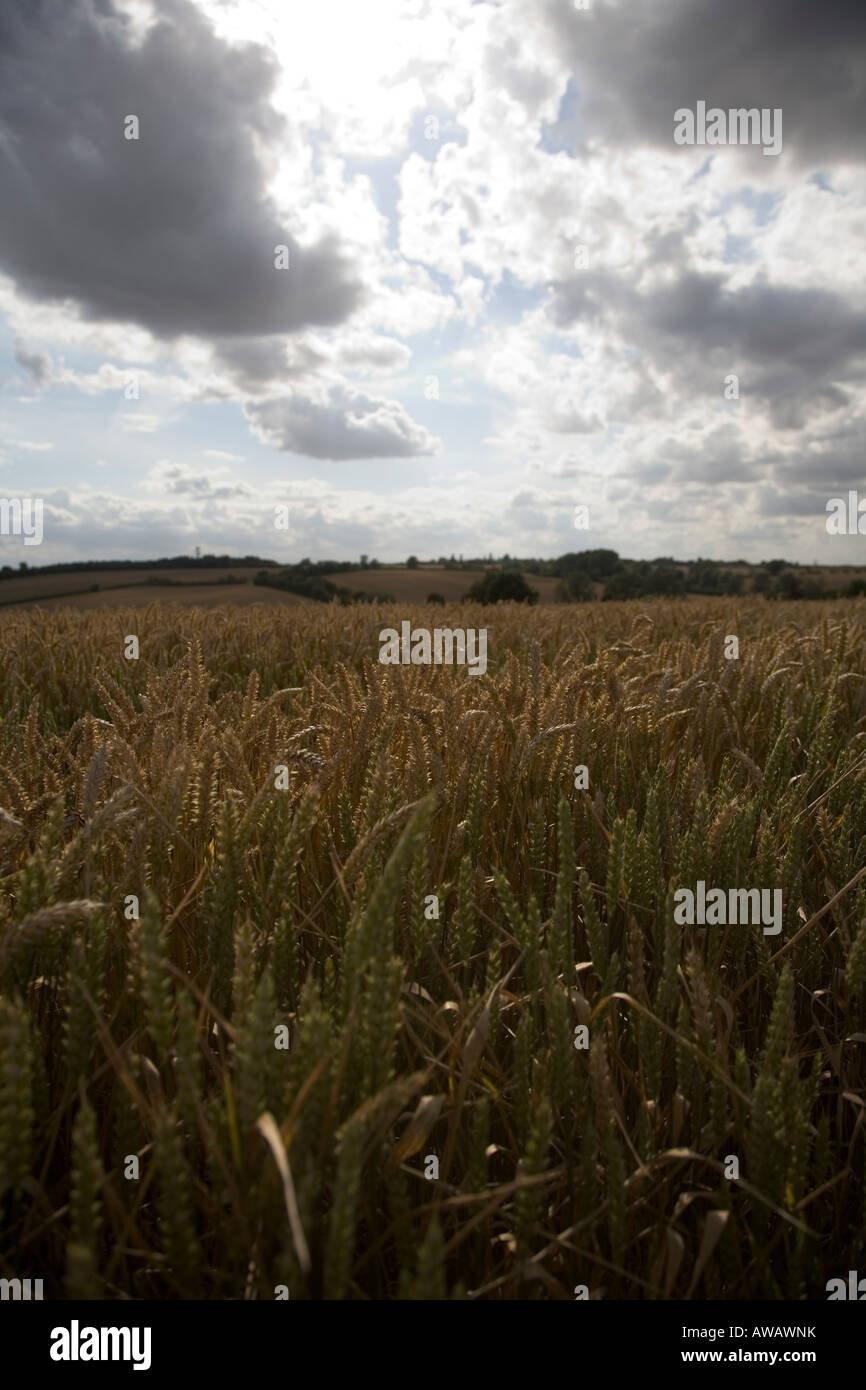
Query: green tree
564,569,594,600
465,571,538,605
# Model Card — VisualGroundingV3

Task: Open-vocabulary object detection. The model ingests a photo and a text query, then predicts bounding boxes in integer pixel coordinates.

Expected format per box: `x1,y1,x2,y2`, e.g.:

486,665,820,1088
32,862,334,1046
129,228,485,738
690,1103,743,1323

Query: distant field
27,583,306,610
0,564,561,608
4,561,863,611
0,566,271,605
322,566,562,603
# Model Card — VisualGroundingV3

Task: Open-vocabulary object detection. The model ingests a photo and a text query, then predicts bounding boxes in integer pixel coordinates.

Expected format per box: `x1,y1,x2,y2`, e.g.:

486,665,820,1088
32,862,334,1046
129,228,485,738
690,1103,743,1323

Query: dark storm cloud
657,426,761,487
550,269,866,427
0,0,363,338
544,0,866,164
212,337,326,392
641,277,866,369
782,430,866,488
618,426,764,495
639,424,866,518
640,276,866,427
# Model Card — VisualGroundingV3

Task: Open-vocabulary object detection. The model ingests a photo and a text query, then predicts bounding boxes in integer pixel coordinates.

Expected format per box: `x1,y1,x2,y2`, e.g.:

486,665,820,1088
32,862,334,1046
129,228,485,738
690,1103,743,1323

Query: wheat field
1,597,865,1300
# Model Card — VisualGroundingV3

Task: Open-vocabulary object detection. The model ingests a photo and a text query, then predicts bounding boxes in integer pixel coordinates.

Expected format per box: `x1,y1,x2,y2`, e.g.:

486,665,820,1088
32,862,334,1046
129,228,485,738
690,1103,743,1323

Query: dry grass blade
255,1112,312,1276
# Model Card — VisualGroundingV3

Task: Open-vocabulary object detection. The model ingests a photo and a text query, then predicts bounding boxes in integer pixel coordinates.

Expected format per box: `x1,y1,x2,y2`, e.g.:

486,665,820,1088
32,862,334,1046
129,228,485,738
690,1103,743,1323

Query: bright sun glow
196,0,439,153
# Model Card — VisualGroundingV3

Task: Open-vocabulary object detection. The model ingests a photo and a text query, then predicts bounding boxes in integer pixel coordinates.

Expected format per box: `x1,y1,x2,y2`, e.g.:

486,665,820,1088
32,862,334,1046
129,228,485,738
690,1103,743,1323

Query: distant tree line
254,561,394,605
551,551,866,602
5,549,866,602
0,554,280,581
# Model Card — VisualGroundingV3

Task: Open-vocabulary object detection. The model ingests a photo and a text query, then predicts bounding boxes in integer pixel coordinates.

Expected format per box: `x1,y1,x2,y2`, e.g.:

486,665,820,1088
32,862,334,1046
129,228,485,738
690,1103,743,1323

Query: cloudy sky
1,0,865,566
